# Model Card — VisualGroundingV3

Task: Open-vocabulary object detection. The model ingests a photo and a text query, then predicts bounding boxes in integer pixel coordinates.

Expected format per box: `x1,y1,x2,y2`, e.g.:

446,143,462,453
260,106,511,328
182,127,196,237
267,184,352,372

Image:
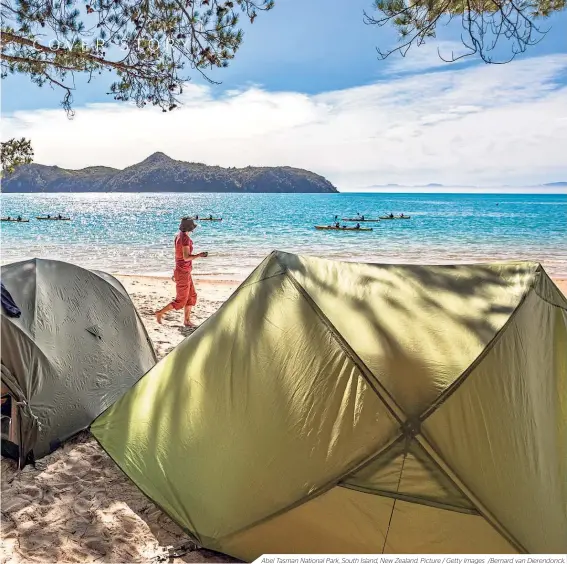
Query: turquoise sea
1,192,566,280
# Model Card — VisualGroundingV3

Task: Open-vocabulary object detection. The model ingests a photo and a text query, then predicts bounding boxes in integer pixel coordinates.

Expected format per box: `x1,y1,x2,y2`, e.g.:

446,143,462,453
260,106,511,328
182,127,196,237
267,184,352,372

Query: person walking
155,217,208,327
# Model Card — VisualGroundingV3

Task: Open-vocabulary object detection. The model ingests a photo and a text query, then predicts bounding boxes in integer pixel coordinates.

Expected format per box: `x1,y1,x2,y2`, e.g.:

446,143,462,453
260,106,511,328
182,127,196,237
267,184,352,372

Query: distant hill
1,152,338,194
367,182,567,190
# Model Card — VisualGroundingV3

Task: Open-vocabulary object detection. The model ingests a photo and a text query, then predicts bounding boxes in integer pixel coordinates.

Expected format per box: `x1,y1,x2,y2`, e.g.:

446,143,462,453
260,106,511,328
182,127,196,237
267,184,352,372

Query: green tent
1,258,157,467
91,251,567,557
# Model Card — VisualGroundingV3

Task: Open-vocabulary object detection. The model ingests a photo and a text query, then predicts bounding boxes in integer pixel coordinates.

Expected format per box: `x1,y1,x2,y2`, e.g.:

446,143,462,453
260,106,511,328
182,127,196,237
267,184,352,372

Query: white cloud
2,54,567,189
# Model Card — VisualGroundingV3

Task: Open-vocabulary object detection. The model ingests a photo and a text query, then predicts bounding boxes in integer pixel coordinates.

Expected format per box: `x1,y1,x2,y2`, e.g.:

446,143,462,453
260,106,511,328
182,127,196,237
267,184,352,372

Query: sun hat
179,217,197,232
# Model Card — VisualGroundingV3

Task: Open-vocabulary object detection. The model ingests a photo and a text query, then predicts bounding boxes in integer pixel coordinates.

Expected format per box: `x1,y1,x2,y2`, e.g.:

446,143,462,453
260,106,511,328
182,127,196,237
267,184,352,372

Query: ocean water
1,192,566,280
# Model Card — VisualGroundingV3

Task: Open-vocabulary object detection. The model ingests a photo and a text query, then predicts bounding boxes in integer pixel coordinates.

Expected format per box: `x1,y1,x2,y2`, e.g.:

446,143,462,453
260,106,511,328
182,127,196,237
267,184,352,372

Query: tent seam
215,417,406,545
533,292,567,311
381,447,408,553
282,269,406,425
339,483,479,516
414,435,526,553
533,265,567,311
419,287,535,421
413,282,534,554
238,270,287,290
340,417,528,550
340,433,406,479
421,262,567,420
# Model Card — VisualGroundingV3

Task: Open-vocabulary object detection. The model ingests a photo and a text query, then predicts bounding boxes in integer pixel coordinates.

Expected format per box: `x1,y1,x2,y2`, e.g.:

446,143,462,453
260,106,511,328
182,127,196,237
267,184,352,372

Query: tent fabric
91,251,567,557
343,438,476,512
1,258,157,464
1,280,21,317
219,487,516,561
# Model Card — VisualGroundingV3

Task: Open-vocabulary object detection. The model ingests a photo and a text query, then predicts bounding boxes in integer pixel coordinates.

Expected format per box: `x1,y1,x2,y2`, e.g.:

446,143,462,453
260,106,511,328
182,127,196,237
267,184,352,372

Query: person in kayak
155,217,208,327
47,214,51,219
389,213,394,218
17,216,22,221
355,223,361,229
335,222,340,228
209,214,213,220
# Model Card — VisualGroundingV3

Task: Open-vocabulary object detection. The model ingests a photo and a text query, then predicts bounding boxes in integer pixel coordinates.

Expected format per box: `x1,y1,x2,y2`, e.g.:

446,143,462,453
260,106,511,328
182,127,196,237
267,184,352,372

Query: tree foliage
366,0,566,64
1,0,274,115
0,137,34,176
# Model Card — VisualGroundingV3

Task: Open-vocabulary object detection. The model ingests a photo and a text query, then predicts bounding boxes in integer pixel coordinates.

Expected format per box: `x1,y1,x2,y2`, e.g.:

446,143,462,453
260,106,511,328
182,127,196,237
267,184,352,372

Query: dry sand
2,274,566,564
116,275,239,360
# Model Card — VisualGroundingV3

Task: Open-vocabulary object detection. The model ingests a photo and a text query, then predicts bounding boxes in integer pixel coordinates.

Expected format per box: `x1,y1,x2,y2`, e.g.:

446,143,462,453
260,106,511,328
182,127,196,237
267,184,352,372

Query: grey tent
1,258,157,467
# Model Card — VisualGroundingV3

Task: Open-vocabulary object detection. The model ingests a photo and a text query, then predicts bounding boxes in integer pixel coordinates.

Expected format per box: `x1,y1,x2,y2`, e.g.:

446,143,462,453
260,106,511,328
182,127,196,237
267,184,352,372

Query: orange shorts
170,269,197,309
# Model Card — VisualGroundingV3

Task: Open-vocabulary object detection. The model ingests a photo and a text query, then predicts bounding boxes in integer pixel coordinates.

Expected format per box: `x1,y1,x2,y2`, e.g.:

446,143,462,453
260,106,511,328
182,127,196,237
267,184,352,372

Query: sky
2,0,567,191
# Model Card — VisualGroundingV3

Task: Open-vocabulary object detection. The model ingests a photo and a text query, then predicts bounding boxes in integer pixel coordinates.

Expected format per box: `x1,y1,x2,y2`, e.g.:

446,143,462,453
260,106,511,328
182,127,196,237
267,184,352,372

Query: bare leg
155,303,174,324
183,305,195,327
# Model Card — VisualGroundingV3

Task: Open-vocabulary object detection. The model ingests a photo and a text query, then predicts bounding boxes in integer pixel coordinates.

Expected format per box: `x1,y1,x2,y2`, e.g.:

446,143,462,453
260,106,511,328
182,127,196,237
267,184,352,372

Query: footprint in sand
84,538,109,556
1,515,16,536
73,497,92,517
119,515,141,535
38,505,64,524
89,452,104,464
20,533,53,551
19,484,42,501
39,490,56,506
59,470,80,483
17,520,36,534
32,459,49,472
67,459,94,477
2,495,33,513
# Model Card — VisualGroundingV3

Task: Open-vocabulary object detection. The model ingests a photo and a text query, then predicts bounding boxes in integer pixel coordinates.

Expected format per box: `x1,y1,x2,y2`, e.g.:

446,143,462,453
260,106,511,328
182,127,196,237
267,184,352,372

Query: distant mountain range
369,182,567,189
1,152,338,194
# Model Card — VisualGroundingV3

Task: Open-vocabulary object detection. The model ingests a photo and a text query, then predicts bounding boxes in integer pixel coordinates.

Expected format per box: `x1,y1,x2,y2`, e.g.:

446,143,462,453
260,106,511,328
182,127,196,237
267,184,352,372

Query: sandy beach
2,273,567,564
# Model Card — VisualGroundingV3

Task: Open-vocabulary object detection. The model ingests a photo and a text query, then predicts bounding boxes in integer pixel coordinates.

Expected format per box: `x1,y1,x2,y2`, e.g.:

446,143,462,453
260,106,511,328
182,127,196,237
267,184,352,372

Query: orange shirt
174,231,193,272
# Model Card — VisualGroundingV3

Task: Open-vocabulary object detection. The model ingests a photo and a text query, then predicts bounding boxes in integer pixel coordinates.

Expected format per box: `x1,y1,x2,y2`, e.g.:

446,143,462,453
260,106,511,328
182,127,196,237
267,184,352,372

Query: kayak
36,217,71,221
379,216,411,220
1,218,29,222
315,225,373,231
341,218,381,222
191,217,222,222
